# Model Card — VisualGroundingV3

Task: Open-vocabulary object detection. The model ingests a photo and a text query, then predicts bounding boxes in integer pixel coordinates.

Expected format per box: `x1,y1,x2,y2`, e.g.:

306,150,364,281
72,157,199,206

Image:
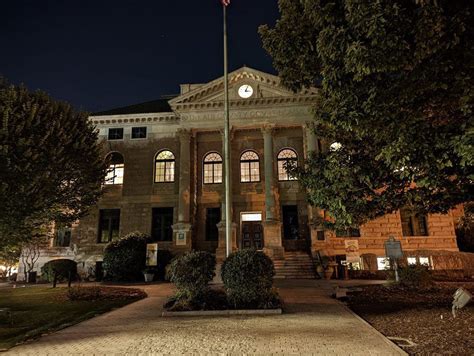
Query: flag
222,0,230,6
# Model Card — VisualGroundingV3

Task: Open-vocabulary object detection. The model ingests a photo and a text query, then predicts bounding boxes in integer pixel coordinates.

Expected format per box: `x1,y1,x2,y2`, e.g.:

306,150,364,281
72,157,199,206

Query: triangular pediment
169,66,317,107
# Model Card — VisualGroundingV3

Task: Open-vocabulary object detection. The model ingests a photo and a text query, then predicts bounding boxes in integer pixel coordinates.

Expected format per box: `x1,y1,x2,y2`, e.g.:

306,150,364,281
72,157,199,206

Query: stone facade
30,67,459,278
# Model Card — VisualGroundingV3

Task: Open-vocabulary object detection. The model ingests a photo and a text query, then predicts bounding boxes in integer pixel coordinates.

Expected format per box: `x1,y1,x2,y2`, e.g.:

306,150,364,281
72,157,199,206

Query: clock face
238,84,254,99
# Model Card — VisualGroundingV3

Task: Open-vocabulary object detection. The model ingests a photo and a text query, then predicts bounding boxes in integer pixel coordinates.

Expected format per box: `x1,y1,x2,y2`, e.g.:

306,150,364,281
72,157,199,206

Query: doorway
241,212,263,249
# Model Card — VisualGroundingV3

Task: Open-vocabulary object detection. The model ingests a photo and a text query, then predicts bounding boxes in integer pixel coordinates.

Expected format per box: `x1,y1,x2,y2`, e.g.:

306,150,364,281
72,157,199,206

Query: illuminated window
155,150,175,182
277,148,298,181
401,208,428,236
203,152,223,184
240,150,260,182
105,152,124,185
407,256,430,267
377,257,390,270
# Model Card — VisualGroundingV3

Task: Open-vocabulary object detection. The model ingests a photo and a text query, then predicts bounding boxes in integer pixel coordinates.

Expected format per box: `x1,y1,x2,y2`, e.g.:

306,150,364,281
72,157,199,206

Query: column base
172,222,192,251
216,221,237,262
263,220,284,260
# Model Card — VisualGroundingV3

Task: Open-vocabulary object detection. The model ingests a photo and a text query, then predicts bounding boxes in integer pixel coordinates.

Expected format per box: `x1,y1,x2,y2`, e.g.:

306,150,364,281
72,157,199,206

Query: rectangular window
151,208,174,241
108,128,124,140
401,209,428,236
98,209,120,243
206,208,221,241
131,127,147,139
282,205,299,240
407,256,430,267
155,161,175,182
335,228,361,238
55,227,71,247
317,230,325,241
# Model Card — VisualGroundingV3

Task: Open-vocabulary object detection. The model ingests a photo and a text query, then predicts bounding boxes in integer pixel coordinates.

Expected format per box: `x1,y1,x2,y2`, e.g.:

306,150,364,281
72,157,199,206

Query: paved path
6,280,405,355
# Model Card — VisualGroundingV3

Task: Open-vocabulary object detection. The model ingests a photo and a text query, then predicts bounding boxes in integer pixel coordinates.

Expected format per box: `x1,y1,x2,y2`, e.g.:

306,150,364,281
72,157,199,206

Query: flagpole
223,3,232,258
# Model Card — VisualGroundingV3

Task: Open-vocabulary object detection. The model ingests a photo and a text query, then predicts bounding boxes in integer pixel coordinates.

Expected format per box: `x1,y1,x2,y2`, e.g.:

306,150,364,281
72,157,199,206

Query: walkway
6,280,405,355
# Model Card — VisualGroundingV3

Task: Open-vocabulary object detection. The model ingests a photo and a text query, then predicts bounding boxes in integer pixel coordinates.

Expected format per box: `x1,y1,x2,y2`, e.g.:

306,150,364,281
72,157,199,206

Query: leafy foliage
41,259,77,283
398,265,433,289
102,232,150,282
167,251,216,300
260,0,474,229
0,77,107,246
456,202,474,252
221,249,280,309
0,244,20,276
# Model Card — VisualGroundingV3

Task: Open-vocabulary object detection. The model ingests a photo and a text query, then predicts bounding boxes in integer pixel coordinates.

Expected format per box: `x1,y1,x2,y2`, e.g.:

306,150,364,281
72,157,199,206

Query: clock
238,84,254,99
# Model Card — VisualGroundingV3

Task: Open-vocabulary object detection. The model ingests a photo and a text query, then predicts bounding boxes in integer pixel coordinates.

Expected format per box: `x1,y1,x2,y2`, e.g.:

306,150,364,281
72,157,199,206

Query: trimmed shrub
398,265,433,289
103,232,150,282
168,251,216,299
41,259,77,285
221,249,279,309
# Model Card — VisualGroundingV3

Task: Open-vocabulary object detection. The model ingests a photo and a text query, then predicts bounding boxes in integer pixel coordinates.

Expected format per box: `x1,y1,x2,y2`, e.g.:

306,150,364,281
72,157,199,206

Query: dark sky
1,0,280,112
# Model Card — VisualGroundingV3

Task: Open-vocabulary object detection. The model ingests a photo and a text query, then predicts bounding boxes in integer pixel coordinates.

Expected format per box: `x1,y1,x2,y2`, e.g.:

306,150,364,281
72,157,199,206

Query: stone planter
324,266,334,280
143,273,154,283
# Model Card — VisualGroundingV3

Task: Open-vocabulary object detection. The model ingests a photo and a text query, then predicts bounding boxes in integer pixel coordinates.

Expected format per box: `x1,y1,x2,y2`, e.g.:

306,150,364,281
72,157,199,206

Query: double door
241,222,263,249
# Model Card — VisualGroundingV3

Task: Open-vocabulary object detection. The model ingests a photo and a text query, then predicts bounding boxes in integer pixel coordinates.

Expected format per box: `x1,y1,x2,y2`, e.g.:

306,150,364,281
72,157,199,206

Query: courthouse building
35,67,460,279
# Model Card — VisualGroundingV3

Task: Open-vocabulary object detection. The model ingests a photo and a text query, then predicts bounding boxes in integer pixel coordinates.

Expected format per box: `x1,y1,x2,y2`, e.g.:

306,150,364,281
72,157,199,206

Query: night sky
1,1,280,113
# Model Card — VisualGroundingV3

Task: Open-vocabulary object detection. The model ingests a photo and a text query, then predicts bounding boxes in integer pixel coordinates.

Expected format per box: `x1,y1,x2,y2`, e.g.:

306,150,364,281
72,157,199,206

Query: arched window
277,148,298,181
240,150,260,182
155,150,175,182
203,152,223,184
105,152,124,185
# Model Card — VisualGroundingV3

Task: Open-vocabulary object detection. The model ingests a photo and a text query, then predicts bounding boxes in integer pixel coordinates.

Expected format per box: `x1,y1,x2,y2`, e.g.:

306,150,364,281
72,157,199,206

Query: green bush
168,251,216,299
221,249,280,309
41,259,77,283
398,265,433,289
103,232,150,282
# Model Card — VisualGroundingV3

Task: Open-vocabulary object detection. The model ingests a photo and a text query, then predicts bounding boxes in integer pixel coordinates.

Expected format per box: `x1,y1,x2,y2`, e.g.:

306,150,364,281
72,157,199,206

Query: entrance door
241,222,264,249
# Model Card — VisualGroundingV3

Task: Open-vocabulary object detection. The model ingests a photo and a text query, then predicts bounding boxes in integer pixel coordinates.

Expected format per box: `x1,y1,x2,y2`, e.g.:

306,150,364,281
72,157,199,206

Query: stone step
273,252,316,279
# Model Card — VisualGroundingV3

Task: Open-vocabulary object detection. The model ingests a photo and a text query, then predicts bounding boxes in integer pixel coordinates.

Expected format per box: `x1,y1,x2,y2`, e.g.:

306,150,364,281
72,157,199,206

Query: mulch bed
347,282,474,355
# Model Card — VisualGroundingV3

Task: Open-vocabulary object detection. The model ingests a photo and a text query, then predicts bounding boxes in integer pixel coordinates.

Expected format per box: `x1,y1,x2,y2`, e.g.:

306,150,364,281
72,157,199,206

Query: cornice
171,94,317,112
90,113,179,126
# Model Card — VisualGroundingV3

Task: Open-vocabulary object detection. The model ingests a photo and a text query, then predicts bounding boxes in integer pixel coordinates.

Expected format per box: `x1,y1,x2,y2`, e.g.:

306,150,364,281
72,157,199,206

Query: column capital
261,124,276,136
219,126,235,140
176,128,191,141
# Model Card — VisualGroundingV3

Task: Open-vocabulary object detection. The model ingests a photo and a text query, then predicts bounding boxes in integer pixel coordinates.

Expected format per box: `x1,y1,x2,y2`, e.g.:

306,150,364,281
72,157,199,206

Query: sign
146,243,158,266
384,236,403,259
345,240,360,263
176,231,187,246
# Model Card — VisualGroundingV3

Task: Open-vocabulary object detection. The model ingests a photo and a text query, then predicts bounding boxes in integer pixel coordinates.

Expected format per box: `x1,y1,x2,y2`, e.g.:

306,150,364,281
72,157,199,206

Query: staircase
274,252,316,279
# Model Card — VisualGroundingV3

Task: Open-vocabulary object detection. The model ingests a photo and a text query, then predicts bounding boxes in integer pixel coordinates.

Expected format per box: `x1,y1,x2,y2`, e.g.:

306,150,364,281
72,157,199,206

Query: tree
456,202,474,252
0,244,21,278
0,78,107,246
260,0,474,229
20,237,48,282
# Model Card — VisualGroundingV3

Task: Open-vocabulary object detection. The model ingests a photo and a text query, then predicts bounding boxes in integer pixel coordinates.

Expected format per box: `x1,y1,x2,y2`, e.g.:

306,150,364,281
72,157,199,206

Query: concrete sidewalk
6,280,405,355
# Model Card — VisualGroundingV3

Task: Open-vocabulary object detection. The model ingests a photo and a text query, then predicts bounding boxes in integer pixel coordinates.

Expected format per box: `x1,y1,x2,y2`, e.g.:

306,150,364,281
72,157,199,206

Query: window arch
203,152,223,184
105,152,124,185
278,148,298,181
155,150,175,182
240,150,260,182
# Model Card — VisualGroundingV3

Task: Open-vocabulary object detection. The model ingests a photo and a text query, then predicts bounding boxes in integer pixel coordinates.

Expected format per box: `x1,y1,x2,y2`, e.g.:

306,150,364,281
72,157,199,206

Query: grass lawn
0,286,146,350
